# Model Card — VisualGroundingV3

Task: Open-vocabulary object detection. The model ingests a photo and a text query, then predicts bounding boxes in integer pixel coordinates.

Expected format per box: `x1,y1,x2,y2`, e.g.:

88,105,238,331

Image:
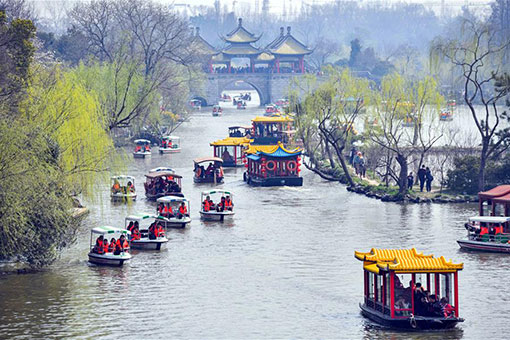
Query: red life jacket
123,240,129,249
179,205,187,214
203,200,210,212
116,239,123,251
480,227,489,235
157,226,165,237
103,242,109,253
108,243,115,252
225,199,232,207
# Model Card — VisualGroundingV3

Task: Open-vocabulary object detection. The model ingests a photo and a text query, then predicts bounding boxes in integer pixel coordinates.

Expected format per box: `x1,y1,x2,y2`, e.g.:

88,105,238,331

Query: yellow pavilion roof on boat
210,137,251,146
252,116,293,123
244,142,302,155
354,248,463,274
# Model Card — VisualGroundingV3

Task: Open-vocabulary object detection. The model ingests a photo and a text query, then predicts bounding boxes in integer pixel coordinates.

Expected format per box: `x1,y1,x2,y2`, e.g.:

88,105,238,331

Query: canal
0,103,508,339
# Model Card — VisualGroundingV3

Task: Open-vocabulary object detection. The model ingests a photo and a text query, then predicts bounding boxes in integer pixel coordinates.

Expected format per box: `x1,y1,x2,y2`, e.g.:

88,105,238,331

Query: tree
432,19,510,191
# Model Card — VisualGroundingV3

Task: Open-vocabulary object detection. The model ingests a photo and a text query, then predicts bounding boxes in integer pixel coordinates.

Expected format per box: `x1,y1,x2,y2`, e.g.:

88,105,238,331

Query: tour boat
456,185,510,253
228,125,253,138
355,248,464,330
189,99,201,110
212,105,223,117
251,115,294,145
133,139,151,158
264,104,280,116
274,98,289,109
156,196,191,228
110,175,137,202
144,171,183,200
88,226,132,266
210,137,251,167
125,213,168,250
159,136,181,154
193,157,224,184
199,190,235,221
244,142,303,187
149,167,175,174
439,109,453,121
236,101,247,110
219,94,231,102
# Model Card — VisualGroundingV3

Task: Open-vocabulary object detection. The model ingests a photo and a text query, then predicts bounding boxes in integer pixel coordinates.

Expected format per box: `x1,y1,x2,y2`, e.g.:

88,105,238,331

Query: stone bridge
190,73,323,106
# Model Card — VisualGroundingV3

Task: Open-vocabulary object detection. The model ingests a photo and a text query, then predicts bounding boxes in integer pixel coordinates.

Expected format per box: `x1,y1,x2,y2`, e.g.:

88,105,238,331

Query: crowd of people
145,176,181,196
407,165,434,192
195,162,223,180
202,195,233,212
92,234,129,255
393,280,455,318
134,144,150,153
157,202,189,219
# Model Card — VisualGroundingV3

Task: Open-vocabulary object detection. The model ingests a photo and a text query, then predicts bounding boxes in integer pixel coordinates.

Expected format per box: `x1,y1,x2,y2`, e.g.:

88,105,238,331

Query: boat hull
360,304,462,330
159,148,181,154
194,177,224,184
111,193,137,201
133,152,151,158
200,211,234,221
160,217,191,229
131,238,168,250
457,239,510,253
88,252,131,266
246,174,303,187
145,192,184,201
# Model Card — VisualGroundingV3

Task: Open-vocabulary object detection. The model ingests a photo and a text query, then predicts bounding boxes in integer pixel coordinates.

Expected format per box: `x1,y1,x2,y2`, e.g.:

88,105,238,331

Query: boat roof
252,116,293,123
111,175,135,180
479,185,510,200
229,125,252,130
125,213,158,222
202,189,232,196
134,139,151,144
244,142,302,157
468,216,510,223
157,195,189,203
194,157,223,164
149,167,175,174
210,137,251,146
145,171,182,179
493,192,510,204
91,226,131,235
354,248,463,274
213,104,222,108
162,135,179,140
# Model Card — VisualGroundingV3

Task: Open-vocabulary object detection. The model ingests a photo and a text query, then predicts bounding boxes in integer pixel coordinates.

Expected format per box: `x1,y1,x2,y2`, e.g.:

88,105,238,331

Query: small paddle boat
125,213,169,250
156,196,191,228
189,99,201,110
144,171,183,200
236,101,247,110
457,216,510,252
159,136,181,154
200,190,234,221
212,105,223,117
193,157,224,184
264,104,280,116
133,139,151,158
88,226,132,266
439,109,454,121
110,175,137,201
219,94,231,102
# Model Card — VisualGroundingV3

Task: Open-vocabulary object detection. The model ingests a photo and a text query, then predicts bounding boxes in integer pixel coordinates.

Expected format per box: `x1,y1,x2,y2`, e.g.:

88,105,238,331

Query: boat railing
469,233,510,243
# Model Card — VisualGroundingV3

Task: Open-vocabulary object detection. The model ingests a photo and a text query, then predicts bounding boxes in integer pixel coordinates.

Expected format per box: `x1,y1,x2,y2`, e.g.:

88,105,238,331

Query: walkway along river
0,104,509,339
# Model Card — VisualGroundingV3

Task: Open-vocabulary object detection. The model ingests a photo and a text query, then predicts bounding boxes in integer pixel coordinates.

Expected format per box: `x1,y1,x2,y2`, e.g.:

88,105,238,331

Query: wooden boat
355,248,464,330
210,137,250,167
159,136,181,154
133,139,151,158
228,125,252,138
199,190,234,221
125,213,168,250
193,157,224,184
156,196,191,228
144,171,183,200
88,226,132,266
244,142,303,187
110,175,137,202
212,105,223,117
457,216,510,252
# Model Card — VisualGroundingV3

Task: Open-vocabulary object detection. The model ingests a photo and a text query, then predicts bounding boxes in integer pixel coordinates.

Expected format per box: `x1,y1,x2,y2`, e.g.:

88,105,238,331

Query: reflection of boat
355,248,464,330
199,190,234,221
156,196,191,228
88,226,132,266
111,175,137,201
133,139,151,158
212,105,223,117
193,157,224,184
159,136,181,153
144,171,183,200
125,213,168,250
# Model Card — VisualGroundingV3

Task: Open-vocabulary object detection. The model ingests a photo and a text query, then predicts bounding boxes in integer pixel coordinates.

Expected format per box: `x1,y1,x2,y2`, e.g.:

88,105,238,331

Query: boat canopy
354,248,463,274
91,226,130,235
201,189,232,196
149,167,175,174
229,125,252,130
468,216,510,223
162,135,179,141
245,142,302,157
213,105,222,108
194,157,223,164
125,213,157,223
493,192,510,204
134,139,151,144
145,171,182,179
478,185,510,199
252,116,293,123
210,137,251,146
157,195,189,203
111,175,135,181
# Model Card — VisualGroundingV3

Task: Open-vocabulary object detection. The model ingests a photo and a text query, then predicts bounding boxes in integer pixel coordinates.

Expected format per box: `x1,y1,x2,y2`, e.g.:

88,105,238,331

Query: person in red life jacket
225,195,233,211
135,145,141,152
145,144,150,152
157,224,165,238
216,196,226,212
148,222,158,239
109,238,116,252
161,139,167,148
94,235,104,254
203,196,212,212
103,239,110,253
131,226,141,241
178,202,188,218
121,234,129,250
127,181,135,193
127,221,134,233
440,297,455,317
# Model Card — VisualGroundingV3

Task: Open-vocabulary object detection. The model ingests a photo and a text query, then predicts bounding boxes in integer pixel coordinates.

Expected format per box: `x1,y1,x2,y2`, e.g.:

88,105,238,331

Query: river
0,101,508,340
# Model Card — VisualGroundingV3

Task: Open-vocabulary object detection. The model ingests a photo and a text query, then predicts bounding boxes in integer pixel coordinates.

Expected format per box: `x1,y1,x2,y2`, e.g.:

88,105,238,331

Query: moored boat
88,226,132,266
193,157,224,184
159,136,181,154
144,171,183,200
236,101,247,110
110,175,137,202
133,139,151,158
125,213,168,250
199,190,234,221
439,109,453,121
156,196,191,228
355,248,464,330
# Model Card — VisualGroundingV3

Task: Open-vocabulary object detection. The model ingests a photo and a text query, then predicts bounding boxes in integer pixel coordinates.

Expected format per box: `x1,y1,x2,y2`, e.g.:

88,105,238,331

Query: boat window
394,274,412,317
385,274,390,307
368,272,375,300
376,275,383,304
415,273,428,292
430,273,438,296
440,273,453,302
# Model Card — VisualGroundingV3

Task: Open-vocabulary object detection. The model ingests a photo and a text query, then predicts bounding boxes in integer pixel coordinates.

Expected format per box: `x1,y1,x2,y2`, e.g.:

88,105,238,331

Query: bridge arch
217,79,265,106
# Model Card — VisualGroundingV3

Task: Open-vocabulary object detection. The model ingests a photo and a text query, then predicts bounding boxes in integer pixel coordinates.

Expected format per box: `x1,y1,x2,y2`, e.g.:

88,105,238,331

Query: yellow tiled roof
270,36,312,56
244,142,302,155
256,52,275,61
354,248,463,273
252,116,293,123
210,137,251,146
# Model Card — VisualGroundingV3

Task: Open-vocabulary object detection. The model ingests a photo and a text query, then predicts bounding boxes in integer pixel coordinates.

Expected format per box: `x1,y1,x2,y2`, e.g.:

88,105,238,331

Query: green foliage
446,156,479,194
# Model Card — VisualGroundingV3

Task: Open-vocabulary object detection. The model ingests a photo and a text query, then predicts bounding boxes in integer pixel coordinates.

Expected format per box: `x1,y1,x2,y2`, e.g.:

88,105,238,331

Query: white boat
88,226,132,266
149,167,176,174
212,105,223,117
159,136,181,154
457,216,510,252
133,139,151,158
110,175,137,201
156,196,191,228
125,213,169,250
199,189,234,222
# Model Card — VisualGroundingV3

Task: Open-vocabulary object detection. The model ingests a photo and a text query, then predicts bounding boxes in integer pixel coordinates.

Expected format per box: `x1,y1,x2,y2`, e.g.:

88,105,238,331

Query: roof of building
190,27,217,55
223,18,261,43
210,137,252,146
479,185,510,200
222,44,261,56
268,26,312,56
245,142,302,157
255,52,275,62
354,248,463,274
252,116,293,123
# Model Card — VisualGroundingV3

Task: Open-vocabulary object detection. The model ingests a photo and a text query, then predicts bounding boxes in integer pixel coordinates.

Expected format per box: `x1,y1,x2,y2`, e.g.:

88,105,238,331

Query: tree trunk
478,139,489,192
337,149,355,187
395,153,408,196
324,141,336,169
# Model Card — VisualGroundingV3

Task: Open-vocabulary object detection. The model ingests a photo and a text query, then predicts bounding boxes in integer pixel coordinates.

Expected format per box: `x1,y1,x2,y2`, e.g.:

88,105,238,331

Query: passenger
145,144,150,152
149,222,163,239
427,294,443,316
127,181,135,193
114,237,123,255
157,224,165,238
109,238,116,252
199,165,206,178
161,139,167,148
217,196,226,212
225,195,233,211
205,163,214,177
135,145,141,152
178,202,188,218
222,149,233,161
203,196,212,212
103,239,109,253
440,297,455,317
131,226,141,241
120,234,129,251
94,235,104,254
127,221,134,233
112,180,121,193
395,296,410,316
413,283,427,315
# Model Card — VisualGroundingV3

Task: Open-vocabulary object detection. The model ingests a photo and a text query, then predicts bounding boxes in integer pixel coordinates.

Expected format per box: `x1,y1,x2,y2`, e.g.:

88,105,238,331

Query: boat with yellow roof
354,248,464,330
251,115,295,146
210,136,251,167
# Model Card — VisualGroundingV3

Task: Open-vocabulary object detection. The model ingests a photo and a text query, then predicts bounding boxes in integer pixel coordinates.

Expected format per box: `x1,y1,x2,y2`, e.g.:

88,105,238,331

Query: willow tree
293,68,370,186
